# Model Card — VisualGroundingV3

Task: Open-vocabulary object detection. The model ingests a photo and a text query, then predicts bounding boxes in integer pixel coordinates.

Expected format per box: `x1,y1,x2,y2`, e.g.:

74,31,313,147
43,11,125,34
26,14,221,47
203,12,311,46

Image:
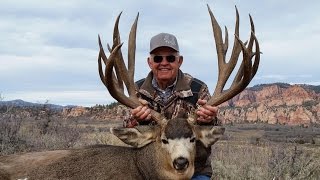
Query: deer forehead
163,118,194,139
167,138,194,155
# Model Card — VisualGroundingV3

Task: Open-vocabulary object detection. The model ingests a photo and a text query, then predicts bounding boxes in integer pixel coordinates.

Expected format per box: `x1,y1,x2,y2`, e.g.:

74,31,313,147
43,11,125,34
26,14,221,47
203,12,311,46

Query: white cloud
1,1,319,106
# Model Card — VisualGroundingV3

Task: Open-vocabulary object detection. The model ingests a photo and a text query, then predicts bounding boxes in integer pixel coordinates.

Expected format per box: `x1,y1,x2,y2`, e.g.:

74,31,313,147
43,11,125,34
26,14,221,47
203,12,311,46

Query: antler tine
127,13,139,96
112,13,125,93
231,15,260,87
206,5,260,106
104,43,141,108
98,12,167,126
207,5,243,99
111,13,139,99
112,12,123,49
107,43,112,52
98,35,120,90
248,15,261,78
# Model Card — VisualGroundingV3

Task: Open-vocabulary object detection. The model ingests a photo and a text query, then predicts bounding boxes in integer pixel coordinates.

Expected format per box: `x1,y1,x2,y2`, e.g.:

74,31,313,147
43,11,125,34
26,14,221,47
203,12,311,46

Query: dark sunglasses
153,55,178,63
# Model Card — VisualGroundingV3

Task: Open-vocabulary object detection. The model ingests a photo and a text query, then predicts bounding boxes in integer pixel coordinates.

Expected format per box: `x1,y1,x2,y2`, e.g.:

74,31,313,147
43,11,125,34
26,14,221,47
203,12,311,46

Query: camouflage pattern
137,70,211,120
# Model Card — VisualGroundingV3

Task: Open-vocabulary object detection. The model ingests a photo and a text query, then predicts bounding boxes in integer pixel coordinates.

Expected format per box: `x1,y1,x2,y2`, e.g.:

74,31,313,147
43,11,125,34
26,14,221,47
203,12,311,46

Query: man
124,32,220,180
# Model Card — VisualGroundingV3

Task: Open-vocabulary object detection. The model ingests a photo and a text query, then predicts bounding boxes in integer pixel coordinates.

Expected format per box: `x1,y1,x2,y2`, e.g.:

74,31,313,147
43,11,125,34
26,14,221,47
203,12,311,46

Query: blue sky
1,0,319,106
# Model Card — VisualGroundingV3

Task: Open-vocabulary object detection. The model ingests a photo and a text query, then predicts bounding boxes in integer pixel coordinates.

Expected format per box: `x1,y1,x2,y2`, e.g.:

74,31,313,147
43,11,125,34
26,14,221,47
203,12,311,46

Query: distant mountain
0,99,75,110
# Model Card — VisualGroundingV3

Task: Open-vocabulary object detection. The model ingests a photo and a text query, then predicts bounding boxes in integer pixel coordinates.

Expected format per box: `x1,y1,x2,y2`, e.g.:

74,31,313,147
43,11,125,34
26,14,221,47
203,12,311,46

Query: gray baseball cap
149,33,179,53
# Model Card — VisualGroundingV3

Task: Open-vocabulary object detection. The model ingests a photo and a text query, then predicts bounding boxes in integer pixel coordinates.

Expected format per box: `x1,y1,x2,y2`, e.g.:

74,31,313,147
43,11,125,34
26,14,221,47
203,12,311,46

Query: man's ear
178,56,183,66
110,126,158,148
147,57,152,68
194,126,225,148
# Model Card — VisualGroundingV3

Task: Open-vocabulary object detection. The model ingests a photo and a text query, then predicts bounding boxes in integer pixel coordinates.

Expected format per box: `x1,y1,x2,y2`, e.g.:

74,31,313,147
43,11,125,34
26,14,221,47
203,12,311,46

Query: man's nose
160,57,170,64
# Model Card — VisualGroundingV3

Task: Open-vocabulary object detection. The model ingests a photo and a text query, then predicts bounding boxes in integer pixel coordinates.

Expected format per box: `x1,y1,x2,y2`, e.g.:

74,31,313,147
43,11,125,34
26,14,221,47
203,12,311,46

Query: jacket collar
139,70,193,99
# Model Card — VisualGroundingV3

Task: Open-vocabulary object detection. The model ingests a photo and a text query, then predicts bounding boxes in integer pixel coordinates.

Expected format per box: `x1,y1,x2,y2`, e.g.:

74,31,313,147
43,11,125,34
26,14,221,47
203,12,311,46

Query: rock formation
218,83,319,126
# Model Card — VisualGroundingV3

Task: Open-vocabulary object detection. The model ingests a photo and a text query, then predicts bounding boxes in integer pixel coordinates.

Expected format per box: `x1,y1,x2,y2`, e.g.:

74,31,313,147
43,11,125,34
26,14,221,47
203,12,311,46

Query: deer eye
161,139,169,144
190,137,196,143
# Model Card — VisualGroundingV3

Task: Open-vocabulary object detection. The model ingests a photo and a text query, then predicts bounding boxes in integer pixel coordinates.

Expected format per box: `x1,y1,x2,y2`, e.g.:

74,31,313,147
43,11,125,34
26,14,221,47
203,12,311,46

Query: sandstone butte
218,83,319,126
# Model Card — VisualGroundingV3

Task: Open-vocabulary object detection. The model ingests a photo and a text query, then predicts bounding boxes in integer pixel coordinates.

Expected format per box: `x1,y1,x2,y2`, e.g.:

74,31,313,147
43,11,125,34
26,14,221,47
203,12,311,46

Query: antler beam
207,5,261,106
98,13,166,125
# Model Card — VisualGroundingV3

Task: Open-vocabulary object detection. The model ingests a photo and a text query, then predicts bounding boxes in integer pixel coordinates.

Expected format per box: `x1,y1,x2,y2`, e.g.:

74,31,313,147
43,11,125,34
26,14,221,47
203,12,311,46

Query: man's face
148,47,183,88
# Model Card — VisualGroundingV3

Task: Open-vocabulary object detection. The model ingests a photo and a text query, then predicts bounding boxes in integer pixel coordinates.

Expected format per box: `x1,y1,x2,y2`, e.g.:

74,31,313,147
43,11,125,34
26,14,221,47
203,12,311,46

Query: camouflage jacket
136,70,215,121
134,70,219,176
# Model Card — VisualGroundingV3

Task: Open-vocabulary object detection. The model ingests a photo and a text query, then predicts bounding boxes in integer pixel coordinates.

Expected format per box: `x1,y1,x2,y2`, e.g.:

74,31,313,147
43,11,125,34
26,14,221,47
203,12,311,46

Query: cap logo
164,34,176,46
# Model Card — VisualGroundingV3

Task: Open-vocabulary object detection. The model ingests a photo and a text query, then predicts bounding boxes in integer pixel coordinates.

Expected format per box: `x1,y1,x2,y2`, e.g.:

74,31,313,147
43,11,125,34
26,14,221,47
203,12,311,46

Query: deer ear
110,126,158,148
194,126,225,148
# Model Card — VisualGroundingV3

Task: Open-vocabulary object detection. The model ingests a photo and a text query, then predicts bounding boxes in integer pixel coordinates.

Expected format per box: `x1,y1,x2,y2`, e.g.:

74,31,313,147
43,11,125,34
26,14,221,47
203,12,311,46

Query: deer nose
173,157,189,170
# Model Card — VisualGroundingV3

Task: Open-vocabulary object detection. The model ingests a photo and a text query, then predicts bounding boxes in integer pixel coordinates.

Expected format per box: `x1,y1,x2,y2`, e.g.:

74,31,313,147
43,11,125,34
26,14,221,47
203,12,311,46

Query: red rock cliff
218,83,320,125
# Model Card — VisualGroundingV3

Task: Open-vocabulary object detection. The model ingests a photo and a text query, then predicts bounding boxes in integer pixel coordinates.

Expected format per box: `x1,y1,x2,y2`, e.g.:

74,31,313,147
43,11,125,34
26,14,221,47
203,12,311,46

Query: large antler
189,5,260,123
207,5,260,105
98,13,166,125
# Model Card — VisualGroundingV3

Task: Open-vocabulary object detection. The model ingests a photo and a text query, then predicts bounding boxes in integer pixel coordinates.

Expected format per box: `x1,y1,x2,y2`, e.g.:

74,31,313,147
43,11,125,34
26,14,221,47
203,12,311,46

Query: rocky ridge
218,83,319,125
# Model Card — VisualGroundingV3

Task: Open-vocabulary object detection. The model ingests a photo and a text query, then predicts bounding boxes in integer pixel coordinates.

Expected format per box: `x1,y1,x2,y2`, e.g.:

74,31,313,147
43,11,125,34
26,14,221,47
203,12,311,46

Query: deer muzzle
173,156,189,171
